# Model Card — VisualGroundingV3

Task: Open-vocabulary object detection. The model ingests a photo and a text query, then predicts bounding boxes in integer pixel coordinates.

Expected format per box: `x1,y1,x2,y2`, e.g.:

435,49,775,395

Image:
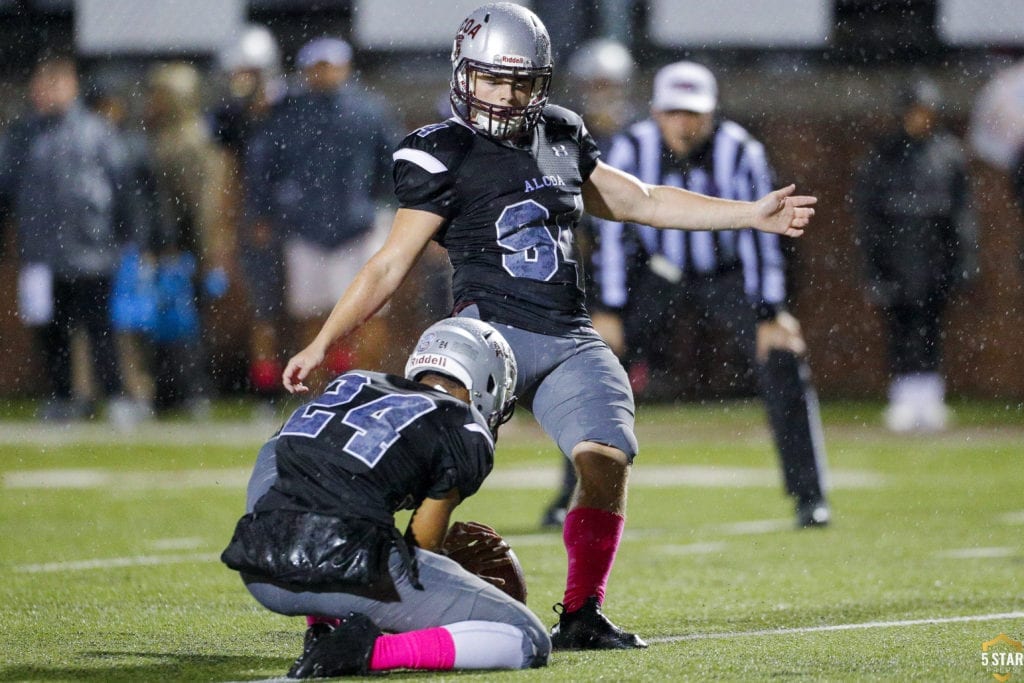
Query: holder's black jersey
393,106,601,336
257,371,494,526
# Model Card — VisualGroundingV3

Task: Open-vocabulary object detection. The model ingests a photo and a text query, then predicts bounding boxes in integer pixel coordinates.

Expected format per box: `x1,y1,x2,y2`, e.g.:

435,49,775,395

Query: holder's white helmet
450,2,553,140
405,318,517,434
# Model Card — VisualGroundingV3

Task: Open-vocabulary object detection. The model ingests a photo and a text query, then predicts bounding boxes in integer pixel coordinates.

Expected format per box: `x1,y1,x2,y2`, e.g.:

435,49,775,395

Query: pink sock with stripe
369,627,456,671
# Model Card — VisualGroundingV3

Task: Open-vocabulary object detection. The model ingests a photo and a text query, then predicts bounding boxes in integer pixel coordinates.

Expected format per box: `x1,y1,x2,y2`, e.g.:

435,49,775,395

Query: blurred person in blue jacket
87,76,158,412
244,37,400,383
0,55,140,426
143,61,231,418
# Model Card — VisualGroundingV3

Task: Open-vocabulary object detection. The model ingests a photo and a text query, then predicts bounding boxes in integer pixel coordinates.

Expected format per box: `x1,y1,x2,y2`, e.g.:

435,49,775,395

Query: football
491,545,528,603
442,521,528,603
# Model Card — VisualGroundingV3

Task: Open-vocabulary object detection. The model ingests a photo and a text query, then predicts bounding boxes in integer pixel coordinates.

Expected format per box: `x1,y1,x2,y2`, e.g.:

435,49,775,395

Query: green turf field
1,399,1022,681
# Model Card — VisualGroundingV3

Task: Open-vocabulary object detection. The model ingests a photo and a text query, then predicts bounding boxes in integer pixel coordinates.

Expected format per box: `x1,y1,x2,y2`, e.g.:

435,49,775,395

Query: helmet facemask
448,3,553,140
481,363,517,436
451,58,551,140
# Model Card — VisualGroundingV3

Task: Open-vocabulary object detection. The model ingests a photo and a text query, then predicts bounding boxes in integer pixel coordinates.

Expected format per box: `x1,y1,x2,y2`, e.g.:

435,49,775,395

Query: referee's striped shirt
594,118,787,315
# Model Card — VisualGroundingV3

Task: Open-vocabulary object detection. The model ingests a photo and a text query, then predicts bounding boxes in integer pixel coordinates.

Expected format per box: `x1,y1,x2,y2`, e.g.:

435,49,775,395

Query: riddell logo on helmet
496,54,527,66
409,354,448,368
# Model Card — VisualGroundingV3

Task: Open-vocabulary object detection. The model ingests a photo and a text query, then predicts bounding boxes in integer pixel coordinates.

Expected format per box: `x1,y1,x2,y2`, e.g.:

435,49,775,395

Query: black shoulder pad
541,104,585,132
401,120,471,153
397,120,474,168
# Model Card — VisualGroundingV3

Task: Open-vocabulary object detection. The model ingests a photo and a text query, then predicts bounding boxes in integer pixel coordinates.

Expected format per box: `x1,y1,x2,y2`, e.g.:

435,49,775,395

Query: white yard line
3,464,883,491
0,420,280,447
997,510,1024,525
711,519,793,535
935,547,1018,559
654,541,728,556
650,611,1024,643
14,552,221,574
149,537,207,551
3,468,251,490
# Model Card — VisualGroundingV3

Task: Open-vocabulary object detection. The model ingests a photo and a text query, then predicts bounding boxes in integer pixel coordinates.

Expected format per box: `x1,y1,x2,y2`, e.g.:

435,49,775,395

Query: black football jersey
393,105,601,336
256,371,494,525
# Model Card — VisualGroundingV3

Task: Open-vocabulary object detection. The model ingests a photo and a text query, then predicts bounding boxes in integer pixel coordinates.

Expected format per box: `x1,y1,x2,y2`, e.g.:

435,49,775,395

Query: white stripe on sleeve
392,148,448,174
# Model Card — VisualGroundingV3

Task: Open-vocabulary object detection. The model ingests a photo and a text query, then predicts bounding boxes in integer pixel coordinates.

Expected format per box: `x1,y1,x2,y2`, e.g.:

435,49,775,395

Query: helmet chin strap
471,109,523,139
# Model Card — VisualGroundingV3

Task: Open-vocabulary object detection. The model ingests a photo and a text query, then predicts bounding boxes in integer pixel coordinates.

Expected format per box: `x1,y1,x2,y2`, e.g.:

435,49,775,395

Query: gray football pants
457,305,638,461
240,440,551,667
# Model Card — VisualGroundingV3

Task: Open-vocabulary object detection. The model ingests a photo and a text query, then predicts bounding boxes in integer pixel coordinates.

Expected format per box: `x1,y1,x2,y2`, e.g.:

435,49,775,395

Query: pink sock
562,507,625,612
369,627,456,671
306,615,341,628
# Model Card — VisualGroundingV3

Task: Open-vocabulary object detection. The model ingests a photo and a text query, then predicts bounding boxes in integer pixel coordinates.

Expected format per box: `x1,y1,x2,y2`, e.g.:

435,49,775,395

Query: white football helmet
405,318,518,434
219,24,281,77
566,38,634,85
449,2,553,139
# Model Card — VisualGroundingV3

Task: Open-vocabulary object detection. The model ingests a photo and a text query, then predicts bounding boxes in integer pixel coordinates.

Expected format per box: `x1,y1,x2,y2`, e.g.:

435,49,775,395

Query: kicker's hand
754,184,817,237
282,344,326,394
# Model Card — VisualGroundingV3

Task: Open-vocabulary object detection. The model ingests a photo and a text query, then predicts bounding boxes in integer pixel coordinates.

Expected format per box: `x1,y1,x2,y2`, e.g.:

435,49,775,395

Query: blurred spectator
144,61,230,417
87,76,157,412
539,37,638,530
244,37,399,384
592,61,831,528
212,24,288,402
214,24,284,156
565,38,637,150
853,78,978,433
0,55,140,426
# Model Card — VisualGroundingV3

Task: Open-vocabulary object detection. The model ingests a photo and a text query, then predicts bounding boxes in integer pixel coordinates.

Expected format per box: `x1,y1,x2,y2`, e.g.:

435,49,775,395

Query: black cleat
287,622,335,679
287,613,381,679
550,598,647,650
796,498,831,528
304,622,336,652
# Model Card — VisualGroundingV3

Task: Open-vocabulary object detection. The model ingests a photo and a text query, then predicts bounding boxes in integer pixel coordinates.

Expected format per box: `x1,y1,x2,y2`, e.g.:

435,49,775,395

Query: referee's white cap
651,61,717,113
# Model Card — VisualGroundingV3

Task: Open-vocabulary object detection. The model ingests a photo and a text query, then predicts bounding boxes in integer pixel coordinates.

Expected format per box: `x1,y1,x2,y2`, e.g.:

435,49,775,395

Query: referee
591,61,830,528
